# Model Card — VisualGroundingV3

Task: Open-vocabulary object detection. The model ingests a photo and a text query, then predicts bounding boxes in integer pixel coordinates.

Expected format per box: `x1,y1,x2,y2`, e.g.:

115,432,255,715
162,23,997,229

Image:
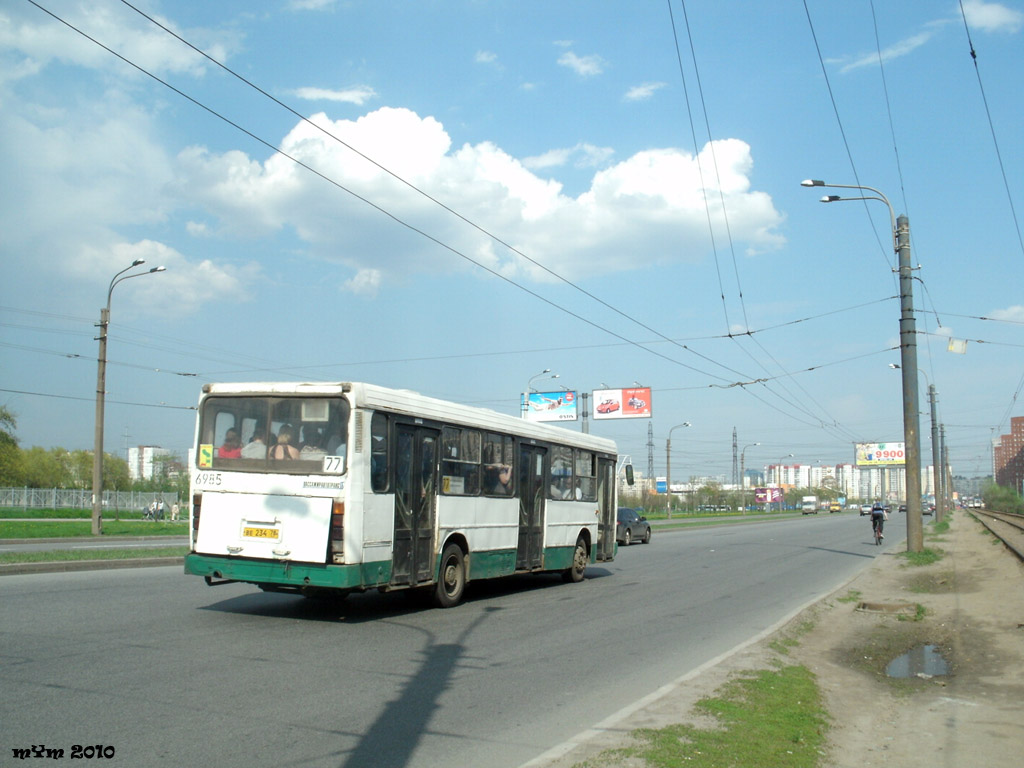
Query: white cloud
624,82,666,101
172,108,784,283
0,2,231,78
343,268,382,296
557,51,605,76
288,0,337,10
961,0,1024,32
294,86,377,105
76,239,255,316
834,3,1021,74
838,31,935,73
475,50,497,64
523,143,614,170
989,305,1024,322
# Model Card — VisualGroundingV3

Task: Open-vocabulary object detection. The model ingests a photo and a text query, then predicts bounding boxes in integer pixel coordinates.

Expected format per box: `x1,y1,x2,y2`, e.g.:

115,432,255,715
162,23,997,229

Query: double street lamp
802,178,923,551
666,422,691,517
91,260,166,535
522,368,560,418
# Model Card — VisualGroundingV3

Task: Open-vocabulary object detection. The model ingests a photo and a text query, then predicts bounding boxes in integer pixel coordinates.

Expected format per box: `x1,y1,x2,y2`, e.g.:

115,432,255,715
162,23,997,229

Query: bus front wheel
434,543,466,608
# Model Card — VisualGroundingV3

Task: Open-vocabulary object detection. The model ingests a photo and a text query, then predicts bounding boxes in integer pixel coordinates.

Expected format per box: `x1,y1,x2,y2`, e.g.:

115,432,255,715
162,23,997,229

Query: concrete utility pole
802,180,924,552
927,384,944,523
941,425,951,521
92,260,166,536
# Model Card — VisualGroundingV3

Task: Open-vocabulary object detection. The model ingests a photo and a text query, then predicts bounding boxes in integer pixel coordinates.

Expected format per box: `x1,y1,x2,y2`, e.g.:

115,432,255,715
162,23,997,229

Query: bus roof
201,381,617,454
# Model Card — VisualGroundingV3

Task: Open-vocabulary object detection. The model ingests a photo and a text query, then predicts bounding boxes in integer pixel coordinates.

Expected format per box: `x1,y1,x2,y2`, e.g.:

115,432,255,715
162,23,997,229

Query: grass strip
0,546,188,564
0,520,188,539
897,548,943,567
595,665,828,768
0,508,159,520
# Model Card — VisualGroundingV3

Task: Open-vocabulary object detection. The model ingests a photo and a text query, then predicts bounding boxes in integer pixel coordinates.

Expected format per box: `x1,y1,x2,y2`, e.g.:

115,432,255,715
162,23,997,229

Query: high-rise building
127,446,173,481
993,416,1024,493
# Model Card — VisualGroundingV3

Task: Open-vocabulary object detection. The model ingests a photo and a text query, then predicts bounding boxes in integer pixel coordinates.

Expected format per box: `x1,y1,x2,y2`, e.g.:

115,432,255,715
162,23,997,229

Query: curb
0,557,184,576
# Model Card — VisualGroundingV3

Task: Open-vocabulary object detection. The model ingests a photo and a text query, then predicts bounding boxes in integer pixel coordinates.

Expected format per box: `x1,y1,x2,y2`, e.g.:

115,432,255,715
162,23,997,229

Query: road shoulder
529,513,1024,768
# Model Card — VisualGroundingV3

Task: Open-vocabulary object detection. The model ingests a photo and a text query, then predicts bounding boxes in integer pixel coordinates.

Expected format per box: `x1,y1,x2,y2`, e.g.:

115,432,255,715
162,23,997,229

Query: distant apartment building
127,446,173,481
993,416,1024,493
766,461,937,502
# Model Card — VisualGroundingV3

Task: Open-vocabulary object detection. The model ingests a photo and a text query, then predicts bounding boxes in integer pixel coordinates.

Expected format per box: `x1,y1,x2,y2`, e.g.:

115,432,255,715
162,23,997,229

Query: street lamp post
522,368,559,418
802,178,924,552
666,422,691,517
91,260,166,535
740,442,760,511
776,453,793,512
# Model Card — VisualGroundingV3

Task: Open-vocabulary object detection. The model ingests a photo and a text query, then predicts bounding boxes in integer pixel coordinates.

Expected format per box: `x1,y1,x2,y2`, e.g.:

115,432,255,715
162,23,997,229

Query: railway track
970,509,1024,562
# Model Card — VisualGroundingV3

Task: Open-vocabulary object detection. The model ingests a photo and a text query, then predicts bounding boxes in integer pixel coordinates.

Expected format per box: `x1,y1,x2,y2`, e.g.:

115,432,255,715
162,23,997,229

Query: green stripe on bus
185,553,391,589
185,542,588,592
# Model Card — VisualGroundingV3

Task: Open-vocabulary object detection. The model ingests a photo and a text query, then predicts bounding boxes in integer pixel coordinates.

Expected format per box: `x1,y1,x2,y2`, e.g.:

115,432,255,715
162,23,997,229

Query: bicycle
872,515,883,546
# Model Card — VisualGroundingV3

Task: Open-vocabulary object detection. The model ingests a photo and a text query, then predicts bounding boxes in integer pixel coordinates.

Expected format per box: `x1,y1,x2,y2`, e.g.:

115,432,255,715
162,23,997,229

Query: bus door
517,444,546,570
596,457,616,561
392,425,438,587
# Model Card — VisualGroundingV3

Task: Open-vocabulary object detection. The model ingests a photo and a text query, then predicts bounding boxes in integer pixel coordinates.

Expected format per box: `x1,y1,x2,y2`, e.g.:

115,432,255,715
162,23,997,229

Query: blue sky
2,0,1022,483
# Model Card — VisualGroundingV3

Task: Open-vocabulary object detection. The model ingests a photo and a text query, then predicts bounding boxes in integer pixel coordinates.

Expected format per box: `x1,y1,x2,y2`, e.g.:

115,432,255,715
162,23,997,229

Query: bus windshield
197,395,349,474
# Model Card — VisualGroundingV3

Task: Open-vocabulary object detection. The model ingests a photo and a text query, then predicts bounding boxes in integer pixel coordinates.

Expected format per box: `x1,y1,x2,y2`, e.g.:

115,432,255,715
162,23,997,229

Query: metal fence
0,488,180,512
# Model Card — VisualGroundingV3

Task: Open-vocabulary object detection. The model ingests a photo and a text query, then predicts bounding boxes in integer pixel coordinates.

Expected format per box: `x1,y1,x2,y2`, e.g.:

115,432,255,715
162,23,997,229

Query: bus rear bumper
185,553,390,591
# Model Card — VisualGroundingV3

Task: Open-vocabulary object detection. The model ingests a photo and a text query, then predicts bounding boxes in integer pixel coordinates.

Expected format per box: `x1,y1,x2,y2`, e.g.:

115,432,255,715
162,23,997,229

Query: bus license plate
242,526,279,539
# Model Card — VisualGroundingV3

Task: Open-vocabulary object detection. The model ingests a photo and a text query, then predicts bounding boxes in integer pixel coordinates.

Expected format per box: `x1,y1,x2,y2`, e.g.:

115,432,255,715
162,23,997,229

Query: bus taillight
191,493,202,549
329,500,345,563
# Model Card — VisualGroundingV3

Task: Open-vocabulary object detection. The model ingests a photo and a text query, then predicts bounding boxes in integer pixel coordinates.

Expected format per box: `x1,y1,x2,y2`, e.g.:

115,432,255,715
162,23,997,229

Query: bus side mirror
625,464,635,486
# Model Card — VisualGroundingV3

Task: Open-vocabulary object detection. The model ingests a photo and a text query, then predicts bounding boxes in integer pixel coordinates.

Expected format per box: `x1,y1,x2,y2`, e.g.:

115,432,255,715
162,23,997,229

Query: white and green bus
184,382,621,607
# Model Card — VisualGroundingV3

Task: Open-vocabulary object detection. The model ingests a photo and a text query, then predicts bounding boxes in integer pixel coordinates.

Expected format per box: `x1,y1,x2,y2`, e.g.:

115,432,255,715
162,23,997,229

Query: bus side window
575,449,596,502
549,445,573,500
371,413,389,492
441,426,481,495
482,433,514,496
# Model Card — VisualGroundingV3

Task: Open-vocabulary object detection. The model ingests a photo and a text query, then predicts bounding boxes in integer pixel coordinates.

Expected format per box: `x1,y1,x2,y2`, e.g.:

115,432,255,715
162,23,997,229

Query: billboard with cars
591,387,652,420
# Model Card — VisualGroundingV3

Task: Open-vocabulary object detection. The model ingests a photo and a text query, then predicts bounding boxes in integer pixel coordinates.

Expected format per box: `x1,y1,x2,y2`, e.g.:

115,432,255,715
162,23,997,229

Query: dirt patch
532,514,1024,768
787,514,1024,767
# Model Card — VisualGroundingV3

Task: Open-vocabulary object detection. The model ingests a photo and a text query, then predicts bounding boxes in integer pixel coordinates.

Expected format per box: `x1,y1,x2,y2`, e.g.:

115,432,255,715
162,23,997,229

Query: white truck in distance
801,495,820,515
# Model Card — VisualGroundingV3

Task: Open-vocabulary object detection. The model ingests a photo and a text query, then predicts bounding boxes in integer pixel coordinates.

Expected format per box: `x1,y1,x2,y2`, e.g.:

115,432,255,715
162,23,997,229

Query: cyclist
870,501,887,540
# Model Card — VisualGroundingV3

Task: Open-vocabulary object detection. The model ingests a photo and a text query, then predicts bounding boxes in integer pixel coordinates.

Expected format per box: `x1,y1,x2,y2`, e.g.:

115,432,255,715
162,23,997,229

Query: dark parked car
616,507,651,545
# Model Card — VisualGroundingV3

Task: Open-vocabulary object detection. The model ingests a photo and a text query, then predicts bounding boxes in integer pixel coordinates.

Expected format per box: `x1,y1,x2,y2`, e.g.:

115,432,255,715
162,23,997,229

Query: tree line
0,406,187,497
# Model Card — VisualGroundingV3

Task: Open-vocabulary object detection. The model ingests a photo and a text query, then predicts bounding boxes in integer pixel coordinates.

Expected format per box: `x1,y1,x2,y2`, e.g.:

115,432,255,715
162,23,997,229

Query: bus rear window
197,396,349,474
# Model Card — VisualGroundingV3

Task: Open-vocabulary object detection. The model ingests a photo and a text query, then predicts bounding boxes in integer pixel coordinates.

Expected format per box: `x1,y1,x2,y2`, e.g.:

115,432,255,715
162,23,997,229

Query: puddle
886,644,950,678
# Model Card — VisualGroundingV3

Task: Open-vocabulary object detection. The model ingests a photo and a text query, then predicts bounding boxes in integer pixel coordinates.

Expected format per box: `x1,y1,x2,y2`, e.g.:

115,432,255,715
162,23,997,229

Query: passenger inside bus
300,425,327,460
484,463,513,495
241,425,266,459
269,424,300,459
218,428,242,459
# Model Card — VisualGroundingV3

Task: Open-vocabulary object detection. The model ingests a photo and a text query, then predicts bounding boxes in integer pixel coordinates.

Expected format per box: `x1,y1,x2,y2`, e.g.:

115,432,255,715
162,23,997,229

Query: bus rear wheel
563,536,587,583
434,543,466,608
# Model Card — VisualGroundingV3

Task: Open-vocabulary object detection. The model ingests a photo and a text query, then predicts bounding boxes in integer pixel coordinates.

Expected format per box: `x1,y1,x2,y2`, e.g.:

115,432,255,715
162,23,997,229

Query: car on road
616,507,651,546
898,504,907,514
859,504,873,516
829,502,842,513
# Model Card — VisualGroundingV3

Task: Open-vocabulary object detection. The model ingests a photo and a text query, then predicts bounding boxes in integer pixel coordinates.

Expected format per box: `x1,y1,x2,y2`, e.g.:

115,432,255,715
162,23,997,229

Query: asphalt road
1,513,889,767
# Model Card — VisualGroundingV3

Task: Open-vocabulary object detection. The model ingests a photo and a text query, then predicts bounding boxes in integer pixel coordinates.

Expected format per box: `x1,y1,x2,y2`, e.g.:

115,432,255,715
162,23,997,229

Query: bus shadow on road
198,566,615,623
